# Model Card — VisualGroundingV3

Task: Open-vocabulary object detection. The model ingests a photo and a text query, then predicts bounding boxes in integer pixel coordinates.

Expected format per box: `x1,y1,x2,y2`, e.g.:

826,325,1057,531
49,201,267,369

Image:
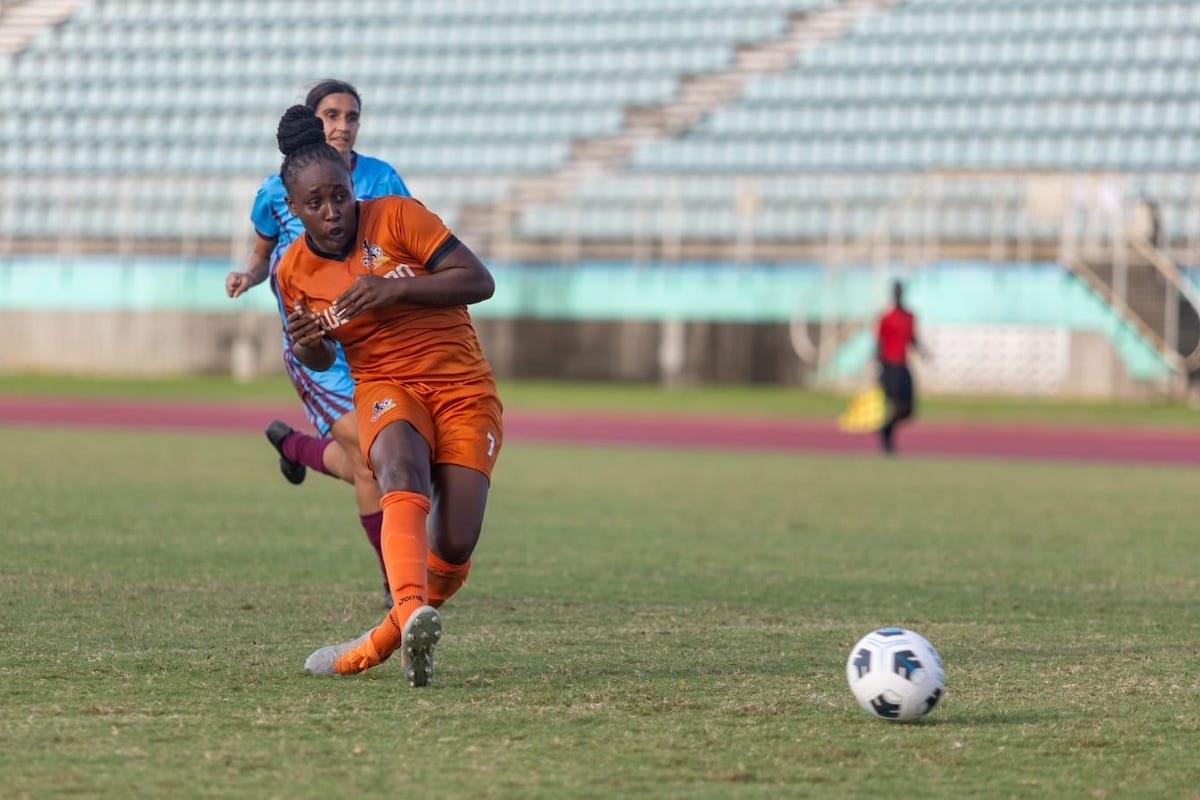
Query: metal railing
792,169,1200,378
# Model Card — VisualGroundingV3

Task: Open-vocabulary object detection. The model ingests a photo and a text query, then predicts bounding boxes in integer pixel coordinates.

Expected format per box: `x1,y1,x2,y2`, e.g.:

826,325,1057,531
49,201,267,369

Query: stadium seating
2,0,823,239
0,0,1197,249
519,0,1200,245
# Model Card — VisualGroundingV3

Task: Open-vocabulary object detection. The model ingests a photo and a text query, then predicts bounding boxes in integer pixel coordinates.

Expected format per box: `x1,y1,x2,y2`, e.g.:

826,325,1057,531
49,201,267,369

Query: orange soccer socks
333,490,431,673
427,550,471,609
374,490,431,648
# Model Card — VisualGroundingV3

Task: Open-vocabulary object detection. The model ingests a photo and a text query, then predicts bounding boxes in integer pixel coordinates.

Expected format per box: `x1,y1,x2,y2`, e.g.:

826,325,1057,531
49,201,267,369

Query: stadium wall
0,256,1182,397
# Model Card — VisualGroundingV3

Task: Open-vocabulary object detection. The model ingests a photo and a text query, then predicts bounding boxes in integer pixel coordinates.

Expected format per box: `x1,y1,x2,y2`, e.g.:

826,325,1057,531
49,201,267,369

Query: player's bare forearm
410,255,495,307
226,266,267,298
242,262,268,288
227,236,277,298
292,339,336,372
285,302,334,370
333,243,494,317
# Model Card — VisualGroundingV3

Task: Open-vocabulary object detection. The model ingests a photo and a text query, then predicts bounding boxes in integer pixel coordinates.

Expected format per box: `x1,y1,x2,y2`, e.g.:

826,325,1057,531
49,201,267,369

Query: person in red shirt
272,104,503,685
876,280,924,454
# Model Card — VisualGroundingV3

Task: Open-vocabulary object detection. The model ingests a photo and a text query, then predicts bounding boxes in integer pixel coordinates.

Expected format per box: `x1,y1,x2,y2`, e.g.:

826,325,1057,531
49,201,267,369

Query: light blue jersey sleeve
249,173,306,268
352,153,411,200
249,176,284,241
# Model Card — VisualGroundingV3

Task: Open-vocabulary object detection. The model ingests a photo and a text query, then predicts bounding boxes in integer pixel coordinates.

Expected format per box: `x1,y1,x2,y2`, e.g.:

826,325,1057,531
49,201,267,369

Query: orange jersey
274,196,493,384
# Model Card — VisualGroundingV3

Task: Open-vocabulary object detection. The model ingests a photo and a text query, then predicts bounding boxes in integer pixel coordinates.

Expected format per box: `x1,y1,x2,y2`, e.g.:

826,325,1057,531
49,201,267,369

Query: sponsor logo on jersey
361,240,390,271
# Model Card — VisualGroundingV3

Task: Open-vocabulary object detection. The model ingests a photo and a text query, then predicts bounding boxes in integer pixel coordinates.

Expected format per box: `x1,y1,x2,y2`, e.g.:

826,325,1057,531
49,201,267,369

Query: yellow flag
837,386,885,433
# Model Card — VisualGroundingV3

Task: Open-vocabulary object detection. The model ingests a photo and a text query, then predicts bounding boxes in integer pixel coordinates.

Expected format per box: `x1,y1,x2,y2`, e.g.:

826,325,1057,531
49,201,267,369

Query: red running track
0,395,1196,467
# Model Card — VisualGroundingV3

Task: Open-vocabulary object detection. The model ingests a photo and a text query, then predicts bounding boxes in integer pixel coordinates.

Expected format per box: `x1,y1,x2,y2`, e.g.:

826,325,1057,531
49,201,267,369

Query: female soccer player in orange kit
226,80,411,607
271,105,503,686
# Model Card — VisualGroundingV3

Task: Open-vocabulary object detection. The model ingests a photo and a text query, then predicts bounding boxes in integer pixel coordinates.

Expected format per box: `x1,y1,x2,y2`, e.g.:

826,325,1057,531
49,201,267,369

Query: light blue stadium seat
3,0,1199,246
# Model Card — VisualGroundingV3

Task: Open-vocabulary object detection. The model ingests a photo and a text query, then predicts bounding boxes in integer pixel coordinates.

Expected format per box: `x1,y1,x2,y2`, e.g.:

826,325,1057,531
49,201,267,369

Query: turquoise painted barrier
0,255,1178,380
822,261,1176,381
0,256,278,313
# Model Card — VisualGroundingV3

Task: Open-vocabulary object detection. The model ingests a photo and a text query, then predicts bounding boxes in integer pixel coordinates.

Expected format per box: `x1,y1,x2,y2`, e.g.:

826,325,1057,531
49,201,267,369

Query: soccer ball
846,627,944,722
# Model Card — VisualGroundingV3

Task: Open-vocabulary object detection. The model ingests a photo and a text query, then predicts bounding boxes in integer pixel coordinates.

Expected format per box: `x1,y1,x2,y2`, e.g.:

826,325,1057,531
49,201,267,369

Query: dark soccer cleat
400,606,442,688
265,420,306,485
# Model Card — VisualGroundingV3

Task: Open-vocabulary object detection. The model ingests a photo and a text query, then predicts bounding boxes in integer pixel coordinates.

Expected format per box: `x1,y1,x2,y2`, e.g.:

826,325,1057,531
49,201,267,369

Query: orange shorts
353,377,503,480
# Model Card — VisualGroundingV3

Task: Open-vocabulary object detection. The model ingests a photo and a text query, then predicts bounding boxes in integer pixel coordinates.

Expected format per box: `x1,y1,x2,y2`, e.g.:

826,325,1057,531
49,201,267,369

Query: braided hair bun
276,104,348,193
277,105,326,156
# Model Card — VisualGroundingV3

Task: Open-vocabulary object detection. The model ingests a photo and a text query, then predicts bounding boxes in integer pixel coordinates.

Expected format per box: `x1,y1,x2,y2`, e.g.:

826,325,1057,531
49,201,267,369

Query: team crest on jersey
361,240,390,270
369,398,395,422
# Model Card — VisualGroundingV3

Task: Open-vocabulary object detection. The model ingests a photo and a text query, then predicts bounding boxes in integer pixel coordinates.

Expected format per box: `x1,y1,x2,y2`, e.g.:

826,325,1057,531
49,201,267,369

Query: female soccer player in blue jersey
225,79,408,605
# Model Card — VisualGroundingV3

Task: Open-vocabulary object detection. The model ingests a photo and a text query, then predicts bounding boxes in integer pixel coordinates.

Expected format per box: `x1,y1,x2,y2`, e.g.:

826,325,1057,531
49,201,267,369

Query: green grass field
1,413,1197,798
